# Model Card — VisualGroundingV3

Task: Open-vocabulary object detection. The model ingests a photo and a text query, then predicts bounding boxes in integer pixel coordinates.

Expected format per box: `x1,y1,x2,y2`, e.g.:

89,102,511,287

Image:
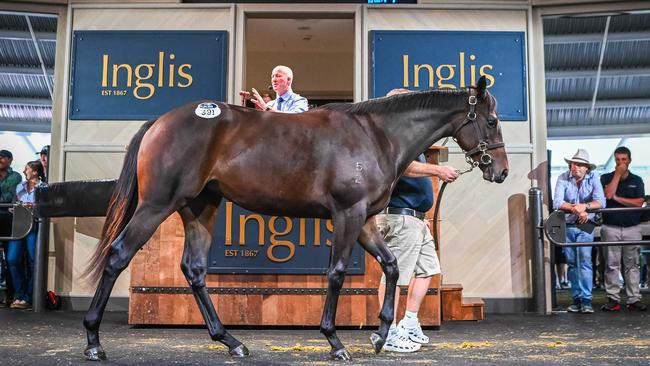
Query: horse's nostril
501,169,509,180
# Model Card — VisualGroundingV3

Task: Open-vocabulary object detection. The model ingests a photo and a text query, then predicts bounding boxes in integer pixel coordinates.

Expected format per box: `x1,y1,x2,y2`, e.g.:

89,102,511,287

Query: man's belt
381,207,426,220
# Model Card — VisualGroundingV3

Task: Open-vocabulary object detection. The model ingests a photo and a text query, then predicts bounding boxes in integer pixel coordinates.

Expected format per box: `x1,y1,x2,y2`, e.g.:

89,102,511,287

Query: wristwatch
265,106,271,111
586,202,592,210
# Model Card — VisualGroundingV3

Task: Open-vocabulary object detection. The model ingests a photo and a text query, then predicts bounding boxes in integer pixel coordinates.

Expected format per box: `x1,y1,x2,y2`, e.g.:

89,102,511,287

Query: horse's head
451,76,509,183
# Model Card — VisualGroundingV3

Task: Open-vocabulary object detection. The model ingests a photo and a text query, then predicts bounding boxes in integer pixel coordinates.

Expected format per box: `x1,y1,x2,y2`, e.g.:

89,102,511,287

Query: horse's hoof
330,348,352,361
370,332,385,354
229,344,250,357
84,345,107,361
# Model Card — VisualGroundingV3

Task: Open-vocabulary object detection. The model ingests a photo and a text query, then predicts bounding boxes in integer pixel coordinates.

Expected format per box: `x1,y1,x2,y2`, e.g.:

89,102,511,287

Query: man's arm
553,175,568,211
603,165,625,199
403,161,458,183
610,177,645,207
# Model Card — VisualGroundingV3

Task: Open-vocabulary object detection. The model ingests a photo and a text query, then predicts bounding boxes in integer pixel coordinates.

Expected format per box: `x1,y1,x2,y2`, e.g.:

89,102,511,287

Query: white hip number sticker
195,102,221,119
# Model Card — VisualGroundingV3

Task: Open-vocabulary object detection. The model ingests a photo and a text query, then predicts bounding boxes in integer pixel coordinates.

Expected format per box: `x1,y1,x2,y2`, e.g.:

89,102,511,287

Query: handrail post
32,217,49,312
529,188,546,315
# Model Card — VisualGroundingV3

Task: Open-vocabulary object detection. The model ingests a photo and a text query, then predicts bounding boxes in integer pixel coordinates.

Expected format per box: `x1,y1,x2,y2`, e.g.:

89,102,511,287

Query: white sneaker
398,321,429,344
383,328,421,353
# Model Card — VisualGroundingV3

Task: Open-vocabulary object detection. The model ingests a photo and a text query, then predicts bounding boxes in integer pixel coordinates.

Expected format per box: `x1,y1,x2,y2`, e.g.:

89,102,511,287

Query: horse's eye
487,118,498,128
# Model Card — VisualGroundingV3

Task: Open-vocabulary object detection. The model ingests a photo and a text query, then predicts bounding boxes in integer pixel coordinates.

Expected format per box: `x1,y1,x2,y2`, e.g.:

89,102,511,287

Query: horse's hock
128,146,482,326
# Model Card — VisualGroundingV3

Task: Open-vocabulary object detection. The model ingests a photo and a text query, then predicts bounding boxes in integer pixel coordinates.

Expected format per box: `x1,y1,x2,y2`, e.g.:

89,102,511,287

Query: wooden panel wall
129,148,446,326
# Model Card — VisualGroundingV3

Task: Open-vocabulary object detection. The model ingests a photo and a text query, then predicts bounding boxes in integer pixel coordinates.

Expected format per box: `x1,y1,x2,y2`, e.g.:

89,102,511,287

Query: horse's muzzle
484,167,508,183
493,169,508,183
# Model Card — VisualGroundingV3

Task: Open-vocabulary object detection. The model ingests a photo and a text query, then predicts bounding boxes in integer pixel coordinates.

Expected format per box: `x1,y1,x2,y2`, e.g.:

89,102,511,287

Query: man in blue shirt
249,65,308,113
600,146,646,312
553,149,606,314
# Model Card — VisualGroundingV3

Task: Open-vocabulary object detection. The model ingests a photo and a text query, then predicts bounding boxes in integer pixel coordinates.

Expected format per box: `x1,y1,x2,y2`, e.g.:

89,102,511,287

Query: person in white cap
553,148,606,314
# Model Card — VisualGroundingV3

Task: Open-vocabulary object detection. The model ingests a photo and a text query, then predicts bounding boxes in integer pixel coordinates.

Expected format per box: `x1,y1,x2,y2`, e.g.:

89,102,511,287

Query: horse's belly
219,184,331,219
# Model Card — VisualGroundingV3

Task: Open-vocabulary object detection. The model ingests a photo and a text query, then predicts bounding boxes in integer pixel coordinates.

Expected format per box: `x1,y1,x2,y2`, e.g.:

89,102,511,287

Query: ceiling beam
0,97,51,106
546,98,650,109
0,29,56,41
544,31,650,44
0,118,50,133
546,67,650,78
548,122,650,139
0,66,54,75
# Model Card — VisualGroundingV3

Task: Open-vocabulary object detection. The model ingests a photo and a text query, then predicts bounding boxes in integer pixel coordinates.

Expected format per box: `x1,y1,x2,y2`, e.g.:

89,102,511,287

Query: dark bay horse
82,76,508,361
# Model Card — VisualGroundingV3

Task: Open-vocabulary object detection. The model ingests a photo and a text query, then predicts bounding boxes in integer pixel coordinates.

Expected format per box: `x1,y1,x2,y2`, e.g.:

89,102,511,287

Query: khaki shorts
377,213,441,286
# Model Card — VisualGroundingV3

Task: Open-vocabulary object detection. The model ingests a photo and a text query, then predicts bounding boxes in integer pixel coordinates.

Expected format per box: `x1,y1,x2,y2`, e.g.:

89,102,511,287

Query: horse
82,75,508,361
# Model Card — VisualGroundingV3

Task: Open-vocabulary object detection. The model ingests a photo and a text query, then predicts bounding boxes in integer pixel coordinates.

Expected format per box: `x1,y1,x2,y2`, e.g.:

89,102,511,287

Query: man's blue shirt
388,154,434,213
268,90,308,113
553,170,606,224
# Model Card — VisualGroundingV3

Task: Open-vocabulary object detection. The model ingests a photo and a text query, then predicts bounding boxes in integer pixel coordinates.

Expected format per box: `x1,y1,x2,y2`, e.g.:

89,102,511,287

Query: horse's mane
320,88,467,115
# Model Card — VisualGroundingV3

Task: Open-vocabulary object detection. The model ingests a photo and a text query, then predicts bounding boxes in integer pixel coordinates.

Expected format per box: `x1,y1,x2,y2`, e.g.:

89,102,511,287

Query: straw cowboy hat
564,149,596,170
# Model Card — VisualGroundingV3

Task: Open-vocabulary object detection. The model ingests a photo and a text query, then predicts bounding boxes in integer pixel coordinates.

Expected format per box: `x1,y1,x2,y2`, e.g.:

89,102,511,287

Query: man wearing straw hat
553,149,606,314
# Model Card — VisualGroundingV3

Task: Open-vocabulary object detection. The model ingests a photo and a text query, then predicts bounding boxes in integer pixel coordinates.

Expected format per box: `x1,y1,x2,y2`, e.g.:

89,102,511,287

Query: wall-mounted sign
208,201,365,274
69,31,227,120
370,30,528,121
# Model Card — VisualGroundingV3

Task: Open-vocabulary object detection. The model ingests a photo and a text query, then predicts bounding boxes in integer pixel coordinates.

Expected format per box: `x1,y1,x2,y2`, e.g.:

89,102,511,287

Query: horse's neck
382,108,455,170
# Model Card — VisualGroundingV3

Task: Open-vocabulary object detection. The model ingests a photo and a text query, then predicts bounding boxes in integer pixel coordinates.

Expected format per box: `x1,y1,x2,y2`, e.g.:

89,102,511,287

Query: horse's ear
476,75,487,100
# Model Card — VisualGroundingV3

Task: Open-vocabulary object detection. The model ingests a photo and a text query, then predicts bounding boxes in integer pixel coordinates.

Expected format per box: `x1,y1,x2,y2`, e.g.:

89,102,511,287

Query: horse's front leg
320,203,366,361
357,216,399,353
178,202,249,357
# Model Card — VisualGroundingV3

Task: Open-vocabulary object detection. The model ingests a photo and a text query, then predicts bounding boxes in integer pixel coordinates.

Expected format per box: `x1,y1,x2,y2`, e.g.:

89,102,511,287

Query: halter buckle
468,95,477,105
478,141,488,152
480,153,493,165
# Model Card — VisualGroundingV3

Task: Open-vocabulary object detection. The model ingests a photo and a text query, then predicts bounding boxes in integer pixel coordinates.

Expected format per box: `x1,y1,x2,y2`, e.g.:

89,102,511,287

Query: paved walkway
1,300,649,365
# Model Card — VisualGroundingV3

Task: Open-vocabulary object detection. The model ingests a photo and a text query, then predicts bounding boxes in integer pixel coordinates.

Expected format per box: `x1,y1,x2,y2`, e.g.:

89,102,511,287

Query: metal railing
544,206,650,247
0,203,48,312
0,203,34,241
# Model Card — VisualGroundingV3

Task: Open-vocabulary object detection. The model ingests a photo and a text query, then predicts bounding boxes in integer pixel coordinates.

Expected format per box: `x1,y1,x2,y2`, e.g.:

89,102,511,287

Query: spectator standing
600,147,647,311
37,145,49,183
0,149,22,306
7,160,45,309
553,149,606,314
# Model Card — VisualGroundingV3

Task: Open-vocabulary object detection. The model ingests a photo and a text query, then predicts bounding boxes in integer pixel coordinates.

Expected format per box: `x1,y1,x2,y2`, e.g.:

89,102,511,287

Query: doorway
244,14,355,109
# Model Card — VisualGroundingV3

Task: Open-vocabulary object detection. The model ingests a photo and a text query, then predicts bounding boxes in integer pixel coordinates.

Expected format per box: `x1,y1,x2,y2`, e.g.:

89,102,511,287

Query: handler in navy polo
375,87,459,353
600,146,647,312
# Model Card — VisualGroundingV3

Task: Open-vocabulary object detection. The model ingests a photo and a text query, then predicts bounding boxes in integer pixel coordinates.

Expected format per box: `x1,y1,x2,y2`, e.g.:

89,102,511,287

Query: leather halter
452,88,505,172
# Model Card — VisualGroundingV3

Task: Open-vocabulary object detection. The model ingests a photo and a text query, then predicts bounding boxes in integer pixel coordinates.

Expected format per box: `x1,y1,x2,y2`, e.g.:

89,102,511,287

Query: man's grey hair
273,65,294,83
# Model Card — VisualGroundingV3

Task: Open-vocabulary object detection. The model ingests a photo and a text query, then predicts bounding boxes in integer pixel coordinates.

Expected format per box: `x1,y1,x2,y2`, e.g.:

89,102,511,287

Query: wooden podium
128,147,449,326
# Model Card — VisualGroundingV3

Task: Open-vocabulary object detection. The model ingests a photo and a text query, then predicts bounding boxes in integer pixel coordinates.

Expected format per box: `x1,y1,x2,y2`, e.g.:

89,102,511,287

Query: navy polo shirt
388,154,434,213
600,171,645,227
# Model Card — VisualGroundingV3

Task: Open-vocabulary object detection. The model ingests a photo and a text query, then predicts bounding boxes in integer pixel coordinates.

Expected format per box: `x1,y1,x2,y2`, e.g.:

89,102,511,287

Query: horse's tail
83,118,157,284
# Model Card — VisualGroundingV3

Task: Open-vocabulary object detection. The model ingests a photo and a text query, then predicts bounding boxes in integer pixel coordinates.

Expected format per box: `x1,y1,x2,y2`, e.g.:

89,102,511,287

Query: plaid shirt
0,168,22,203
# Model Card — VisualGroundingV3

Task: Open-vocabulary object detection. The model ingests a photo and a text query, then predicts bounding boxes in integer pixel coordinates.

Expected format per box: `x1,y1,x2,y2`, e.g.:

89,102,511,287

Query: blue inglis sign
69,31,228,120
371,30,528,121
208,202,365,275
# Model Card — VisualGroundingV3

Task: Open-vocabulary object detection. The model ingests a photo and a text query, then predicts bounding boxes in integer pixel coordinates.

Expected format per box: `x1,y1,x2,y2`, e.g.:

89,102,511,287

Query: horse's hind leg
178,193,249,357
320,203,366,361
357,217,399,354
84,203,173,361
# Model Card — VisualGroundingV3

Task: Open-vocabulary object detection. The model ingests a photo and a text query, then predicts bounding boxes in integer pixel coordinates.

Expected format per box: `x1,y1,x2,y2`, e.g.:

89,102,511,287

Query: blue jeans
7,225,37,304
563,226,594,305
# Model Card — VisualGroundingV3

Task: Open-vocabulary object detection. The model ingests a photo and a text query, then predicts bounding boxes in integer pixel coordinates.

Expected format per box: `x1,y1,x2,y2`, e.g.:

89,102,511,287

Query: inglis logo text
402,52,495,89
101,51,193,100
